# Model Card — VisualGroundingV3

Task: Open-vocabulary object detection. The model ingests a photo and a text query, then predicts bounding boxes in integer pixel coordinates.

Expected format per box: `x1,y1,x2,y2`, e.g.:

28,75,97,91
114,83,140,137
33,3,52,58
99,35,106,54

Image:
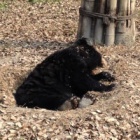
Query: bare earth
0,0,140,139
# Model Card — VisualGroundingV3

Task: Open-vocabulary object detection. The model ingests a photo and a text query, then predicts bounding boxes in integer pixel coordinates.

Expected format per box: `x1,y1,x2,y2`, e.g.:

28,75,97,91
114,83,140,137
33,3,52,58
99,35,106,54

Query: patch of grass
28,0,60,4
0,2,7,11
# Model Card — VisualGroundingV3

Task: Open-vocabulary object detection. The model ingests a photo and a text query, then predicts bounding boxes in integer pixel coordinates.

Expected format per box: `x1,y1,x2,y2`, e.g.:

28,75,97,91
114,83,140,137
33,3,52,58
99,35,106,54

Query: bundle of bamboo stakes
77,0,136,46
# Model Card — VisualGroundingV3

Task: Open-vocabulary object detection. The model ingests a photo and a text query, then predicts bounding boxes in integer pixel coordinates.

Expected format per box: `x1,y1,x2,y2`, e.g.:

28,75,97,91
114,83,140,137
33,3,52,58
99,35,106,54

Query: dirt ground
0,0,140,139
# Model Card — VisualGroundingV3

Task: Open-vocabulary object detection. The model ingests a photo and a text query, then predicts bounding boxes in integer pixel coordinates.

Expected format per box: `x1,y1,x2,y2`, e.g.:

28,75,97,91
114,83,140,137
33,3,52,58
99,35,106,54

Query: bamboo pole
115,0,128,45
94,0,106,44
105,0,117,46
81,0,95,39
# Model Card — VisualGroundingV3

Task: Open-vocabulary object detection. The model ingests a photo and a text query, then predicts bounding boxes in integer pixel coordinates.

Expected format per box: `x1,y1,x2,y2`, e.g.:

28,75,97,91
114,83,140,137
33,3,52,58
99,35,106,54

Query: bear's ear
75,37,93,47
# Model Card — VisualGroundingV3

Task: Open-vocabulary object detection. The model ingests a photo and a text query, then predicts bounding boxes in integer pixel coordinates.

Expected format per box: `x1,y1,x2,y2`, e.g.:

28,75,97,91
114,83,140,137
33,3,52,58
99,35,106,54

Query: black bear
14,38,115,110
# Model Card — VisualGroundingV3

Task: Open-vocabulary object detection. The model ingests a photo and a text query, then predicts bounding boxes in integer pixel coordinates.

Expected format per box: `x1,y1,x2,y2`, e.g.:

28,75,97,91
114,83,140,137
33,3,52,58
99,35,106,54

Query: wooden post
130,0,136,42
82,0,95,39
127,0,131,27
105,0,117,46
77,0,85,39
77,0,95,39
94,0,106,44
115,0,128,44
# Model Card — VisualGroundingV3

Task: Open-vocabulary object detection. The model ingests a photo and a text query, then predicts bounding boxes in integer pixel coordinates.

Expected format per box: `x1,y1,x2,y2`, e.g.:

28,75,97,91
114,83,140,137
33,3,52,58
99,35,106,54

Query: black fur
14,38,115,110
